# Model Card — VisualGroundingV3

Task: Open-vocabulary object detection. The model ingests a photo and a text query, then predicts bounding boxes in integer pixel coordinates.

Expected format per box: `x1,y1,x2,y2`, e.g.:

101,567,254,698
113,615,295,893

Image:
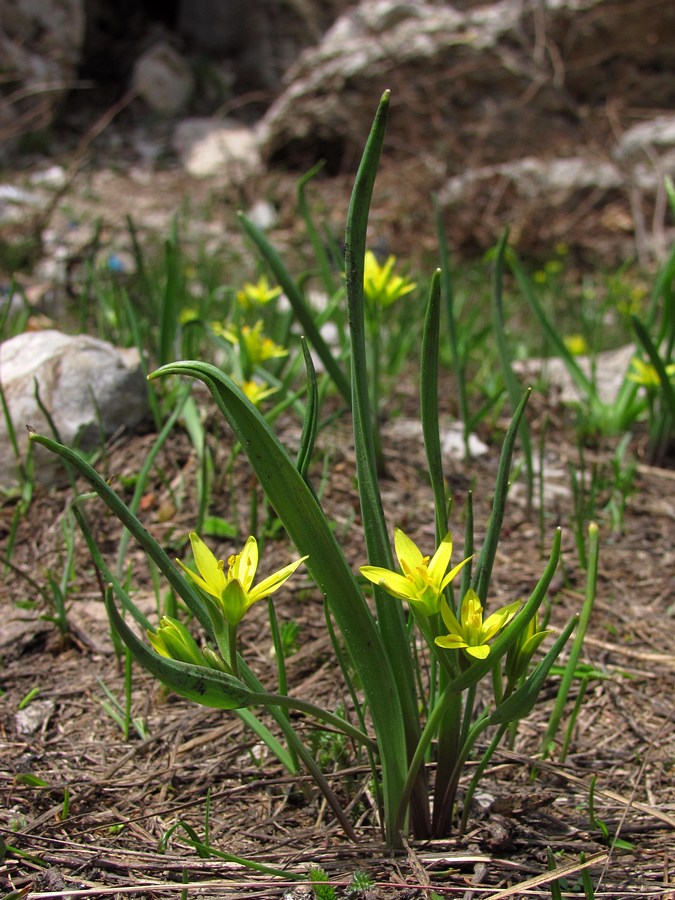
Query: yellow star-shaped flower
360,527,471,617
435,589,521,660
177,532,307,626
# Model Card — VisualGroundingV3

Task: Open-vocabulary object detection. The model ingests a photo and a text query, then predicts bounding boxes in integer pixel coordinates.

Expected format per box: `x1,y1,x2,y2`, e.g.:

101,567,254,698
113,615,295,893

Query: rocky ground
1,47,675,894
1,363,674,897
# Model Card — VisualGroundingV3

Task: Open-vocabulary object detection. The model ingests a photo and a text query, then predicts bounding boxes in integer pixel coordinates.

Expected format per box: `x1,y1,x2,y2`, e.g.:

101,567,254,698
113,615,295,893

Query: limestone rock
172,118,262,179
132,42,194,115
0,330,150,488
260,0,675,169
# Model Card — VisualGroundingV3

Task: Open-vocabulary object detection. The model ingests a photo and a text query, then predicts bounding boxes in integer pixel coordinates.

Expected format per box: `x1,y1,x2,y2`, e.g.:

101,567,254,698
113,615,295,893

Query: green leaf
105,588,255,710
488,615,577,724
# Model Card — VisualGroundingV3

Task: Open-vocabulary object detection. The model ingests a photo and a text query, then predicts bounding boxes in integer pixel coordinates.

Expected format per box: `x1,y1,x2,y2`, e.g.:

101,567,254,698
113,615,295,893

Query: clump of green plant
32,93,580,849
504,213,675,463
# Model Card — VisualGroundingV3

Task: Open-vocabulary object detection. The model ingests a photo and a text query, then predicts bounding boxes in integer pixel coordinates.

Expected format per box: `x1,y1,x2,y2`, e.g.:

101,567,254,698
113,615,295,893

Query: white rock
513,344,636,405
441,423,489,460
132,42,194,115
29,165,67,189
0,330,150,488
615,115,675,161
15,700,56,736
172,118,261,179
246,199,278,231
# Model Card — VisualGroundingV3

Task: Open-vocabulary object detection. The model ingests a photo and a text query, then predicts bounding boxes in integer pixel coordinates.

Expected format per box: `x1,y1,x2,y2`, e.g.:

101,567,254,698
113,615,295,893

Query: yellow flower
236,275,282,309
177,532,307,626
360,528,471,617
435,589,521,660
237,379,278,406
564,334,588,356
627,357,675,391
221,320,288,366
363,250,416,308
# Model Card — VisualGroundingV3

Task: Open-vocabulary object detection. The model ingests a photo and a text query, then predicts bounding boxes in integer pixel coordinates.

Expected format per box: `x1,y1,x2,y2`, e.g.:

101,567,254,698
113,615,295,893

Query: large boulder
260,0,675,170
0,330,150,488
258,0,675,259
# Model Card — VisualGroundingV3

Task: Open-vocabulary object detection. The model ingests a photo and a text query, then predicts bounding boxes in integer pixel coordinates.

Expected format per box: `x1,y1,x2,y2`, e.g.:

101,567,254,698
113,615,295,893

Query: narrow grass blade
491,231,534,509
488,615,577,724
115,383,191,578
507,246,594,398
472,387,532,604
434,195,471,457
344,89,425,837
420,269,447,539
158,220,183,366
297,160,338,296
296,338,319,484
631,316,675,419
542,522,599,758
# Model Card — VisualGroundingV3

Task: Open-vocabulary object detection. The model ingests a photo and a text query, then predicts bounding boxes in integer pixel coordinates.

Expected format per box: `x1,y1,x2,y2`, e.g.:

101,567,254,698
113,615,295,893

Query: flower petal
439,554,473,591
232,536,258,590
482,599,522,641
394,528,424,571
248,555,308,604
189,532,226,594
176,556,221,601
439,598,463,636
435,633,469,650
427,531,453,586
465,644,490,659
360,566,418,602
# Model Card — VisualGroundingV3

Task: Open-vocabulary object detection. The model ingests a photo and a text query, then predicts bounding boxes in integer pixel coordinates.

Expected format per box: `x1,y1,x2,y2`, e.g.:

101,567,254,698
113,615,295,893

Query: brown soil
1,370,675,899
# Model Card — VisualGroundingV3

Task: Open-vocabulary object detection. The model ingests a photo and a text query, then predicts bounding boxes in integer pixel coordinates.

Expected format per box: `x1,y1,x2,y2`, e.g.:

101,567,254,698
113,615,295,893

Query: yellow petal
176,555,221,601
427,531,453,586
439,597,463,635
248,555,308,604
482,599,522,641
231,536,258,590
394,528,424,570
439,554,472,591
189,533,226,595
465,644,490,659
360,566,419,602
435,633,469,650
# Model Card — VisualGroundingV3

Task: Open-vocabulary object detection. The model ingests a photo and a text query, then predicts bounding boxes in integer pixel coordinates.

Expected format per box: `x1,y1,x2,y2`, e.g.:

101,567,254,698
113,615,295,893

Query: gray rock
172,117,261,179
0,330,150,488
15,699,56,736
514,344,637,405
615,116,675,164
132,42,194,115
258,0,675,259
